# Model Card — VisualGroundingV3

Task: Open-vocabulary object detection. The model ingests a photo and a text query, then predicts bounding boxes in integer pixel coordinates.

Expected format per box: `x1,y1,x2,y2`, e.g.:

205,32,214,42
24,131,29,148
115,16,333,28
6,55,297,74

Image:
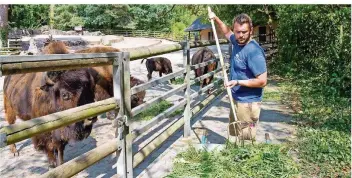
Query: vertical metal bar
122,52,133,178
183,40,191,137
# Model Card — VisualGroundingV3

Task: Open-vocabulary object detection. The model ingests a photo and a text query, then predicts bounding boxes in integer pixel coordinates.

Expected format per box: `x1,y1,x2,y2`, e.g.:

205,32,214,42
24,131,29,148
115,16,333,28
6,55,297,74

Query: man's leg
228,100,261,140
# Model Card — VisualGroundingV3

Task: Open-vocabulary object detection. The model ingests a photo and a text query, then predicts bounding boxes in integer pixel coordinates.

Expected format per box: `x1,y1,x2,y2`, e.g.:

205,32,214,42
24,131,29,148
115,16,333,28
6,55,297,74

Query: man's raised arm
209,12,233,40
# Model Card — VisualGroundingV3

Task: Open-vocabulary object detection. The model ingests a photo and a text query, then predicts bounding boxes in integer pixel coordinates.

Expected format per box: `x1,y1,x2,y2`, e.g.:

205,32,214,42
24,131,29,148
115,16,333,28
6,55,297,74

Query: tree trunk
50,4,54,29
0,4,9,48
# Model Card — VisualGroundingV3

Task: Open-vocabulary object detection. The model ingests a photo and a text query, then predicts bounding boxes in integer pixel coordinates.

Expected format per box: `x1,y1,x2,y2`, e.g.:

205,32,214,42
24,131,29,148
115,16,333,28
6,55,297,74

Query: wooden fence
0,37,278,177
0,39,232,178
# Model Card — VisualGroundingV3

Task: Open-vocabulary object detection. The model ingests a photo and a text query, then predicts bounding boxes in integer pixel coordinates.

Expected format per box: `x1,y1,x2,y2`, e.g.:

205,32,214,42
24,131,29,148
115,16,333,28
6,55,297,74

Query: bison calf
191,47,218,93
141,57,175,82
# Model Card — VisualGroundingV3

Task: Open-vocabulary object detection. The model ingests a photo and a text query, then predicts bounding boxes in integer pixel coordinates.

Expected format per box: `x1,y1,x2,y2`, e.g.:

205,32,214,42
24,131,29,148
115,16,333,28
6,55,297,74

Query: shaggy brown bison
141,57,175,82
191,47,218,93
75,46,146,119
3,41,97,167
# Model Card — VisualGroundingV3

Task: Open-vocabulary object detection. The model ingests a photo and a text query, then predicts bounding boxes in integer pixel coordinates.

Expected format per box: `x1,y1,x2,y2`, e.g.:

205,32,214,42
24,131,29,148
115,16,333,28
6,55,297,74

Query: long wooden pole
207,7,238,123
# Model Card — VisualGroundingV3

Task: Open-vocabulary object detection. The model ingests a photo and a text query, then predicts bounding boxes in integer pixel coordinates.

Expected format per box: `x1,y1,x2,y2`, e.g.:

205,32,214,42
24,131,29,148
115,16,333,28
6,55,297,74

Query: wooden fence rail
0,98,118,147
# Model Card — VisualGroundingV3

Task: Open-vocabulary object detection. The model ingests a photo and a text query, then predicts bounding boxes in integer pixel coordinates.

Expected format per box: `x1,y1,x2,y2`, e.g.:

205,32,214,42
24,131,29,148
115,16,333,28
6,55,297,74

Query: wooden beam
131,83,187,117
39,138,120,178
127,39,228,60
131,69,185,95
133,88,225,168
190,58,220,70
131,78,223,140
1,58,114,75
131,98,187,139
192,67,222,83
0,98,117,147
0,52,123,63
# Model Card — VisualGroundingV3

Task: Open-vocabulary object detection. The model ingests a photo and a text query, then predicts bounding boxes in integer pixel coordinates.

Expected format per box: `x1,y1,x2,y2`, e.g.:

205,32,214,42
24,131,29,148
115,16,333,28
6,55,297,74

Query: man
209,12,267,140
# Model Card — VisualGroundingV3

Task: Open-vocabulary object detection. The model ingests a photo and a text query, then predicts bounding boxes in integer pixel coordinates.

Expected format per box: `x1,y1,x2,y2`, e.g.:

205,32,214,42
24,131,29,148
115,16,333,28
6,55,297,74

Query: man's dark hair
233,13,253,28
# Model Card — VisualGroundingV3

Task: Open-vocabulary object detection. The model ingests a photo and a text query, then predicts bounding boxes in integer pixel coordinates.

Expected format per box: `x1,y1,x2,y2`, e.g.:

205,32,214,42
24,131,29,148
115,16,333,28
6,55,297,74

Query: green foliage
296,127,350,177
169,6,199,40
0,28,7,46
53,5,84,30
212,5,273,27
273,5,351,98
167,143,299,178
8,5,50,28
82,5,132,29
129,5,175,32
262,88,281,102
170,77,185,85
274,78,351,177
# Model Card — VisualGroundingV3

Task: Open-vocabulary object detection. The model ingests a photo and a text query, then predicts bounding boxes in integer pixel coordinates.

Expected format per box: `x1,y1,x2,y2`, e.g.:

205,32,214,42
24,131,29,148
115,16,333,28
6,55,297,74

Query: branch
159,5,176,18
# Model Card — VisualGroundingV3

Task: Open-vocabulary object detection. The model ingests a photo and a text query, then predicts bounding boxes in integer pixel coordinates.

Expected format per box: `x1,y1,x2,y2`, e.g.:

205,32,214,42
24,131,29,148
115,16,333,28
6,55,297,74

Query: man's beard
236,36,251,46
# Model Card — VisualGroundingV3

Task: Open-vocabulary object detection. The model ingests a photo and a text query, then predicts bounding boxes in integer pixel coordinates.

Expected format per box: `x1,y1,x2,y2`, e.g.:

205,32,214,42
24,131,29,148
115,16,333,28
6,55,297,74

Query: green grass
133,100,184,121
166,143,299,178
295,127,350,177
262,90,281,102
171,77,185,85
166,77,351,177
274,78,351,177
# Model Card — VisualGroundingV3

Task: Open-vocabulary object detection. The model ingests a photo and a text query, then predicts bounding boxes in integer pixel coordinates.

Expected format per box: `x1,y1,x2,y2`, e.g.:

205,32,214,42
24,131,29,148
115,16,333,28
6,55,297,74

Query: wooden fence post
228,41,232,58
114,52,133,178
183,37,188,68
183,40,191,137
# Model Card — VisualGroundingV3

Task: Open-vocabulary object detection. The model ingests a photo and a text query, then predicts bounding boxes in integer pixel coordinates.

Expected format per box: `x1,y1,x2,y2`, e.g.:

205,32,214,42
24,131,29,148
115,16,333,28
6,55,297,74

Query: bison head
202,48,216,62
40,69,97,140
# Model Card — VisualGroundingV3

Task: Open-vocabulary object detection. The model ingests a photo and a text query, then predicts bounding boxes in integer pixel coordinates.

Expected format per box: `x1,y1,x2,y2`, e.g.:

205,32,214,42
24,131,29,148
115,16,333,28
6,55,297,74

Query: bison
141,57,175,82
75,46,146,119
191,47,218,93
4,41,97,167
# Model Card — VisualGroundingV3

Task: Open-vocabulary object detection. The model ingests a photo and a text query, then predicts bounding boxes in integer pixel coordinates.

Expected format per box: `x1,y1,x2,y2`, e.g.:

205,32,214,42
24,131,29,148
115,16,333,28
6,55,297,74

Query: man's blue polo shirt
229,34,267,103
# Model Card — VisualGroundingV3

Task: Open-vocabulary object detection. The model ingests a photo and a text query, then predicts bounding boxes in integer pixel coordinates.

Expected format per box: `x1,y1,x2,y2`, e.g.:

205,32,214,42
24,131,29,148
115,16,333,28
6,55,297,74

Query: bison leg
204,75,214,94
147,72,152,81
57,144,65,166
4,95,19,156
47,149,57,168
106,110,116,120
159,71,162,77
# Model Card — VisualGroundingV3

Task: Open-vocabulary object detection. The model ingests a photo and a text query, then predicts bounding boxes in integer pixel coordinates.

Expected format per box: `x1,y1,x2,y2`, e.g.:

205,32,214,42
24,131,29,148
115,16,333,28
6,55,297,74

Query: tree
0,4,8,47
8,5,49,28
129,5,175,31
274,5,351,97
53,5,84,30
50,4,54,29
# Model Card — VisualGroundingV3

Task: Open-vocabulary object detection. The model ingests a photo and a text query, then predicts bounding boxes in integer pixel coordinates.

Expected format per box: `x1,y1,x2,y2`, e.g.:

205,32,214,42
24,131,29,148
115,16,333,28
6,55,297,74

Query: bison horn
40,71,66,91
40,72,55,91
47,71,66,82
48,34,53,41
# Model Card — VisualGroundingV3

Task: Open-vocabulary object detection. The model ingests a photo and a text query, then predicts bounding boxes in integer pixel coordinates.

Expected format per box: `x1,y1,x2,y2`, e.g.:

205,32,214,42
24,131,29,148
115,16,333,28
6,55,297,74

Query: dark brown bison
141,57,175,82
4,41,97,167
191,47,218,93
75,46,146,119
